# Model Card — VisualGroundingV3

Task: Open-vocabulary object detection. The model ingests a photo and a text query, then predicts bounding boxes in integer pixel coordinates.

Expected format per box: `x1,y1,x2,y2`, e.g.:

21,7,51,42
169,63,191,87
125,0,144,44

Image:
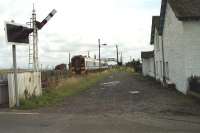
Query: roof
169,0,200,21
159,0,167,35
141,51,154,59
150,16,160,45
159,0,200,35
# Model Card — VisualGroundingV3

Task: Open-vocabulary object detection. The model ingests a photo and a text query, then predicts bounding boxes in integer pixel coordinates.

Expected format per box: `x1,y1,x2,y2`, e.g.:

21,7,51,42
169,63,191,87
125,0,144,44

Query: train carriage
71,55,108,74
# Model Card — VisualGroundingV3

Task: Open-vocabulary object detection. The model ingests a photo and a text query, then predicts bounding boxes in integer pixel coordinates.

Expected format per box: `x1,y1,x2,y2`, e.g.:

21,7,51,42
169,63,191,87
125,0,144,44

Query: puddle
129,91,140,95
101,81,120,86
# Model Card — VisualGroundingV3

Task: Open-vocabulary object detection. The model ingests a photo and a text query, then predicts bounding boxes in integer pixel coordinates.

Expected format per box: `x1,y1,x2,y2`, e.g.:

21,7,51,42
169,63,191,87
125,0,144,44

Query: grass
19,70,112,109
0,69,10,75
111,66,135,74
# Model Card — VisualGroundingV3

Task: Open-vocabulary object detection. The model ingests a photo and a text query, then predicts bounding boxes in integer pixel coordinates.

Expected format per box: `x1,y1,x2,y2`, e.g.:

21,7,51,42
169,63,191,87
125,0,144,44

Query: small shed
0,75,9,106
141,51,155,77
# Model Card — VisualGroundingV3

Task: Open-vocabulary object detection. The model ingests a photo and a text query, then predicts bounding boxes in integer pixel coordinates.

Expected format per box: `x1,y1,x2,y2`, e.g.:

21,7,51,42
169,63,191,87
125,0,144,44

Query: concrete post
12,45,19,107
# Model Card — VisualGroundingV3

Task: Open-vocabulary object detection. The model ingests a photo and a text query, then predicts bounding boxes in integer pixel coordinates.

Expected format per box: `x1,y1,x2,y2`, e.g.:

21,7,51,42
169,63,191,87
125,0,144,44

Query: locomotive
71,55,108,74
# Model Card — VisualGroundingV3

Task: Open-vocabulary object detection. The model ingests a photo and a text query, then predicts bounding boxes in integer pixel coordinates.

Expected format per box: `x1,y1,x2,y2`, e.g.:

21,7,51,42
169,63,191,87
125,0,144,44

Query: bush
188,75,200,93
125,59,142,73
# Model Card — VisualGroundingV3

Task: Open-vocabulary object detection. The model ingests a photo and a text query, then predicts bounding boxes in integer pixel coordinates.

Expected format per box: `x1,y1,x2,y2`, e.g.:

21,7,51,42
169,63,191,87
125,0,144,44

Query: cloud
0,0,160,68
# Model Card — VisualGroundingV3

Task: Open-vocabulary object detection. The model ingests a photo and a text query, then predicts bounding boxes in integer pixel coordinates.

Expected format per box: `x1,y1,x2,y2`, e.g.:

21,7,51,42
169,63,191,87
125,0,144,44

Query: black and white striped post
37,9,57,30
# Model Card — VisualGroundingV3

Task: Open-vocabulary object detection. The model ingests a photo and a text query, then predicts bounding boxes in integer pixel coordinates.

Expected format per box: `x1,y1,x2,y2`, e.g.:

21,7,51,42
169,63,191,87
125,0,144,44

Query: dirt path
38,72,200,117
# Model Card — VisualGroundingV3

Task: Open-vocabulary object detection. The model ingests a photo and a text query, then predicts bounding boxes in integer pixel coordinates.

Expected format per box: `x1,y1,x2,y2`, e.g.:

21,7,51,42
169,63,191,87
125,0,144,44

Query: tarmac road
1,72,200,133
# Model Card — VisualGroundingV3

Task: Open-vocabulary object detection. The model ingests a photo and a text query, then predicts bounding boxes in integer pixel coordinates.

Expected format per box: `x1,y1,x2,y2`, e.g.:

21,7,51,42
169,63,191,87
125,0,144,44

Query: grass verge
19,70,111,109
111,67,135,74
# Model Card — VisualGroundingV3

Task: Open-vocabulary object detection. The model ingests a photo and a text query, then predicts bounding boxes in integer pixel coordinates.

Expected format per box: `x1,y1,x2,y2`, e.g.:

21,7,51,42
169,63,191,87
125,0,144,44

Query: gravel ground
38,72,200,117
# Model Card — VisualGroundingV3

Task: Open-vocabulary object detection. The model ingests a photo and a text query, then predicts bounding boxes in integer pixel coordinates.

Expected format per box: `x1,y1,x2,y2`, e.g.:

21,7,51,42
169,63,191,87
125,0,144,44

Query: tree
126,59,142,72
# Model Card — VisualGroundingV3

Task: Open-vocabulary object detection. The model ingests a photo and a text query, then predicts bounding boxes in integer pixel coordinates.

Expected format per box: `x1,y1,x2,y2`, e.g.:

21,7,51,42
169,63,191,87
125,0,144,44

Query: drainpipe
153,51,156,78
161,36,166,86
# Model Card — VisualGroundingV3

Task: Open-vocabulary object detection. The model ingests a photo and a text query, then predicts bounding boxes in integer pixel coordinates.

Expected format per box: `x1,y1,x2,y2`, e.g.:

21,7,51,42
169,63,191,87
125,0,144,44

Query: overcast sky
0,0,161,69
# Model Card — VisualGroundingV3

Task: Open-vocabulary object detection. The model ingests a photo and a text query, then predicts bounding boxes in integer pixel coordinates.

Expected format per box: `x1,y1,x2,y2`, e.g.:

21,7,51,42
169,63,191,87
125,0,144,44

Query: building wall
162,3,187,94
151,2,200,95
154,29,163,81
142,57,155,77
183,21,200,88
8,72,42,107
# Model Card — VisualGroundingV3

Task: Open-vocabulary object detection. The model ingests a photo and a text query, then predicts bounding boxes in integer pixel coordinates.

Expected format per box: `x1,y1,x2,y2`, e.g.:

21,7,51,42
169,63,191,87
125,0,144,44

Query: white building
150,0,200,94
141,51,155,78
150,16,164,82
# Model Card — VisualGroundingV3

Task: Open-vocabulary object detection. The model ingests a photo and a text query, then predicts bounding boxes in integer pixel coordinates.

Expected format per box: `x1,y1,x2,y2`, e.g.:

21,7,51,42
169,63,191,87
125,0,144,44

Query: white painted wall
8,72,42,107
162,3,187,94
151,2,200,95
161,3,200,94
183,21,200,90
142,57,155,77
154,29,163,81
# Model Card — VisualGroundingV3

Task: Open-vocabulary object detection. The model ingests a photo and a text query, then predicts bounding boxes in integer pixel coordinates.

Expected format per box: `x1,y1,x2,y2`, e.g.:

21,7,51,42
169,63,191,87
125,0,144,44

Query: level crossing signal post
4,7,57,107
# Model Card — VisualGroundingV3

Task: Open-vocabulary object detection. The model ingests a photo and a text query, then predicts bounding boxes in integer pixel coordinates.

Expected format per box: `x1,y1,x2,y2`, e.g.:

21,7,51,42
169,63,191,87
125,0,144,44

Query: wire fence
41,70,68,89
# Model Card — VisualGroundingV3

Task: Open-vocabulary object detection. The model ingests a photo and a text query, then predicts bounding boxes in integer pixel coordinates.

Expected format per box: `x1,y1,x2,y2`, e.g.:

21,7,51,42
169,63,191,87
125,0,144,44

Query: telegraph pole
88,51,90,57
41,64,43,71
98,38,101,71
98,38,107,70
68,52,71,70
116,45,119,65
121,52,123,65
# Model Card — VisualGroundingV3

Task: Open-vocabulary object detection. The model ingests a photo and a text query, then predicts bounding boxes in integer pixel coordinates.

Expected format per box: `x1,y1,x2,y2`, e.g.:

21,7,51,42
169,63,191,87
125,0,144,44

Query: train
55,64,67,71
71,55,108,74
